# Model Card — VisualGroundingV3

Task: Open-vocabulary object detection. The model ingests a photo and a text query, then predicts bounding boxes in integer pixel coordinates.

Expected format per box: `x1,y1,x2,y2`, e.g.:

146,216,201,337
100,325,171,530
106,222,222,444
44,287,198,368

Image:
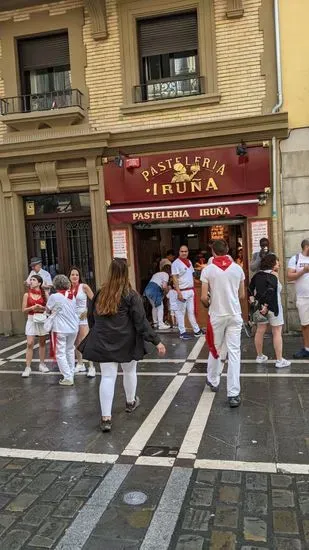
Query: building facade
280,0,309,330
0,0,288,334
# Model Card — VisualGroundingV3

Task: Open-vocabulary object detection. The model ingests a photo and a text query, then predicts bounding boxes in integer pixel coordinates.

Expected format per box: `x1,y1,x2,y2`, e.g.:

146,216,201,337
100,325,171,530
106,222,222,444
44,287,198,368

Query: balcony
0,89,85,131
134,75,205,103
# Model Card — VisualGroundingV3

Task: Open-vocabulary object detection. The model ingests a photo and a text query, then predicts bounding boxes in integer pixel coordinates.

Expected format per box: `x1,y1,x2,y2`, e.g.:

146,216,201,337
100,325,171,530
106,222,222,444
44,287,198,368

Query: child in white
167,285,178,328
201,240,245,406
47,275,79,386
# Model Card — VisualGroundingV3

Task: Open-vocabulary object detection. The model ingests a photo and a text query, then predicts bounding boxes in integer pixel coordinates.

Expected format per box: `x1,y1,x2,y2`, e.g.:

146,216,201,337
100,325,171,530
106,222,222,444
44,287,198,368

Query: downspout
271,0,283,255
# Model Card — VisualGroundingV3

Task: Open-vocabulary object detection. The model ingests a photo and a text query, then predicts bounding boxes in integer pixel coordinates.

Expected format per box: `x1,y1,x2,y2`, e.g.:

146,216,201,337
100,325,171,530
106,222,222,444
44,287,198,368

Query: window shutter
138,11,198,57
18,32,70,71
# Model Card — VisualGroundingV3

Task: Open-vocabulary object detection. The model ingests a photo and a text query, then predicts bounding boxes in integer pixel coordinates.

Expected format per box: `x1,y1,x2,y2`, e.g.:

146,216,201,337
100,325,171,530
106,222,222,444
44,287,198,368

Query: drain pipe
271,0,283,255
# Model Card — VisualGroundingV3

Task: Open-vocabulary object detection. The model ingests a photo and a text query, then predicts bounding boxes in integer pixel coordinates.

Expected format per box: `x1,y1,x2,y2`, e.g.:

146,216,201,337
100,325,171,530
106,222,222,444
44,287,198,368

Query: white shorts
259,304,284,327
25,315,48,337
296,297,309,326
77,309,88,327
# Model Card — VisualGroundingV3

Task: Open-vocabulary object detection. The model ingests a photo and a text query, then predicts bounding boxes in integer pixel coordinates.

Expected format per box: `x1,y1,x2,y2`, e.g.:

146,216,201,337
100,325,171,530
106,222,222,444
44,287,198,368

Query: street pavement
0,332,308,548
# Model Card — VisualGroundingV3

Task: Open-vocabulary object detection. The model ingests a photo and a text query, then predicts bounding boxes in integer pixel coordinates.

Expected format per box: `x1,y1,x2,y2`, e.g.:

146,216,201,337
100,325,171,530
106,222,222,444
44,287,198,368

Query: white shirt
75,284,87,314
167,289,178,311
27,268,52,287
288,253,309,298
200,261,245,316
47,293,79,333
150,272,169,288
171,258,194,289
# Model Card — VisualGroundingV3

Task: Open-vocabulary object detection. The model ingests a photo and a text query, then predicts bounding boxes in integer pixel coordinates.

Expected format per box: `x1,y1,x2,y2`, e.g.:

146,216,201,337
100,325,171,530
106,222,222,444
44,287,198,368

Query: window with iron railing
137,11,202,102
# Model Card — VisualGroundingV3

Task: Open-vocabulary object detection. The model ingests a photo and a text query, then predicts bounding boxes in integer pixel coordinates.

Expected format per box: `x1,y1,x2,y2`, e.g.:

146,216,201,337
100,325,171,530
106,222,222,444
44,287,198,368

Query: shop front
104,145,272,325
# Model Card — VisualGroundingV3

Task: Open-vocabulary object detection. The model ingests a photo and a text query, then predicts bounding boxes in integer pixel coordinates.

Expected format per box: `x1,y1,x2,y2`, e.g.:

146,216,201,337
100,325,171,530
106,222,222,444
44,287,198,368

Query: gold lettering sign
142,155,226,198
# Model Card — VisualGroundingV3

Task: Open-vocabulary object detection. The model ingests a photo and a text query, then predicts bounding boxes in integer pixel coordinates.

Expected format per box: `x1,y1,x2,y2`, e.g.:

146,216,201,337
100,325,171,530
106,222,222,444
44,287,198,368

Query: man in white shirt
287,239,309,358
201,239,245,408
171,245,203,339
26,258,52,290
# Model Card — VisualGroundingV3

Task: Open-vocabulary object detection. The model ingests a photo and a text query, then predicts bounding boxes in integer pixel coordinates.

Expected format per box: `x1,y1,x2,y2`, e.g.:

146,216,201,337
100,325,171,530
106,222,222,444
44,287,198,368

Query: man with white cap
26,258,52,290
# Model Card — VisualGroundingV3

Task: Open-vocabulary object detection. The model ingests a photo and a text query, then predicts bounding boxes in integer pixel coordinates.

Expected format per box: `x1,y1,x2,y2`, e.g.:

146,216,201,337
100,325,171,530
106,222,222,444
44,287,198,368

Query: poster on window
111,229,129,260
250,220,269,254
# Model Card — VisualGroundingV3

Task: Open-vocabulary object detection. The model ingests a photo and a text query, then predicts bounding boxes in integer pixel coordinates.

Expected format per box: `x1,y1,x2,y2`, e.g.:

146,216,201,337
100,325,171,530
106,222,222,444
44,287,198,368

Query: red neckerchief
212,256,233,271
179,257,191,268
57,289,74,300
72,284,80,297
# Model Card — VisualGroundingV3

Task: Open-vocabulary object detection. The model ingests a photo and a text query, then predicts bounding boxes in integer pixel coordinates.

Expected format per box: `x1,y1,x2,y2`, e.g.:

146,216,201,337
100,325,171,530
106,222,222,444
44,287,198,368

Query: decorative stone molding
86,157,99,191
226,0,244,19
0,167,11,195
84,0,108,40
35,161,59,194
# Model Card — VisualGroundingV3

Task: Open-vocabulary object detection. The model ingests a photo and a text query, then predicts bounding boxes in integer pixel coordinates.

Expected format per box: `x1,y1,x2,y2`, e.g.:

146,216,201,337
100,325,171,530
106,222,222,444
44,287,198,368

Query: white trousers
148,299,164,326
99,360,137,417
207,314,242,397
56,332,77,380
176,289,199,334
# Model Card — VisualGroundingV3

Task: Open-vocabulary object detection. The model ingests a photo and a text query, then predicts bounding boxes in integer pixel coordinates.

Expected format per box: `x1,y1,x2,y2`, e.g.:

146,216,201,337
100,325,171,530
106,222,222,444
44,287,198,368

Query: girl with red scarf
22,275,49,378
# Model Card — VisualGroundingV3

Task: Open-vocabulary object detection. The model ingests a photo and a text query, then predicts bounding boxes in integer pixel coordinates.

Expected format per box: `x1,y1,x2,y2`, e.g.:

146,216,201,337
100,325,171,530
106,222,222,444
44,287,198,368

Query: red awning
107,195,259,225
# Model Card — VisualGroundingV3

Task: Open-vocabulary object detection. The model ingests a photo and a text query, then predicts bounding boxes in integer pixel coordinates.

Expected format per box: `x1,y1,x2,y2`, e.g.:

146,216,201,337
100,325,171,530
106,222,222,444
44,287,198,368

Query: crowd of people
21,235,309,427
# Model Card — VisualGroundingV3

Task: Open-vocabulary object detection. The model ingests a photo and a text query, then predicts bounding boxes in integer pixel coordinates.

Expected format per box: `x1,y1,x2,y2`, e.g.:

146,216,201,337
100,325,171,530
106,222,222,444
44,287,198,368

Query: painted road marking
178,390,215,459
7,340,50,360
123,375,186,455
55,464,132,550
140,467,192,550
187,336,205,361
0,339,27,355
0,447,118,463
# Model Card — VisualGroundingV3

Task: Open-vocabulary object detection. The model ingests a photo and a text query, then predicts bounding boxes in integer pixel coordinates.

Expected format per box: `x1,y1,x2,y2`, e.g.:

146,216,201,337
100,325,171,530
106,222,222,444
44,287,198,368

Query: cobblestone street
0,333,309,549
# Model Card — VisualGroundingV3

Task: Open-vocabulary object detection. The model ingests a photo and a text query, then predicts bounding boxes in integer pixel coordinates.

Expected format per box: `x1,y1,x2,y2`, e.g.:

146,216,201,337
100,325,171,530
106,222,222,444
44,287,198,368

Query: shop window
16,32,73,112
136,11,201,102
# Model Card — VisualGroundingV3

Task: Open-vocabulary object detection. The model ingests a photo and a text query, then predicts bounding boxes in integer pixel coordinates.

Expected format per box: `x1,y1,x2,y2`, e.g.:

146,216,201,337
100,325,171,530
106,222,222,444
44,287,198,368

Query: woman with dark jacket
249,253,290,368
79,258,166,432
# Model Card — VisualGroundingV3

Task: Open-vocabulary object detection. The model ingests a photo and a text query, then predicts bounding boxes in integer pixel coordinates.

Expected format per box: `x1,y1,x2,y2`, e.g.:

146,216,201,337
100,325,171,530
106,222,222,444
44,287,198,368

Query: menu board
111,229,129,260
250,220,269,254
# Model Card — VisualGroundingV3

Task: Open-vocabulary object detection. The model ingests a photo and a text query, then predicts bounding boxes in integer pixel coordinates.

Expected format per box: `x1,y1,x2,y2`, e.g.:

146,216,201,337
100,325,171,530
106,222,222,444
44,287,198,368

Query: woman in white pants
46,275,79,386
79,258,166,432
68,266,95,377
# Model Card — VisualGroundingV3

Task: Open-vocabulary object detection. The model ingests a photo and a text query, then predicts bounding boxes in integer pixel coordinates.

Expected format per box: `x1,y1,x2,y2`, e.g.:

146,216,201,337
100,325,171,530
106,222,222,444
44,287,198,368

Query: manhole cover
123,491,148,506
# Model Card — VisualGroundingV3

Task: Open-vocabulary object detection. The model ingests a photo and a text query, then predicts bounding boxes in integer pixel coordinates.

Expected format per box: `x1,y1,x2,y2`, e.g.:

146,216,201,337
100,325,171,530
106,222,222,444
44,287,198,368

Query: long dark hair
96,258,131,316
29,274,46,305
68,266,84,284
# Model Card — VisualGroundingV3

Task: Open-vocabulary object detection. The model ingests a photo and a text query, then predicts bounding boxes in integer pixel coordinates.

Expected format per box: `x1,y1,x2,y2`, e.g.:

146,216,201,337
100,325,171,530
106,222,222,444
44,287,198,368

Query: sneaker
158,323,171,330
228,395,241,408
59,378,74,386
293,348,309,359
87,365,96,378
194,329,205,337
38,363,49,373
180,332,192,340
21,366,31,378
74,363,87,373
126,396,140,413
256,354,268,363
100,419,112,432
275,358,291,368
206,378,219,393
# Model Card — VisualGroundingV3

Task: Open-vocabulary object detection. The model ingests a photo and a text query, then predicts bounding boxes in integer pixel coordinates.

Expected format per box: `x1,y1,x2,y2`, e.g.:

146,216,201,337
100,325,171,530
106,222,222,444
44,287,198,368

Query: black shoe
228,395,241,408
206,379,219,393
100,419,112,432
194,328,206,337
293,348,309,359
125,396,140,413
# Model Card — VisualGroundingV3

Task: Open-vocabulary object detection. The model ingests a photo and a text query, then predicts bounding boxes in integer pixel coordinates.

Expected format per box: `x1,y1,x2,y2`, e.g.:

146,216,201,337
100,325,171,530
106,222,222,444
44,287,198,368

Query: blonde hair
96,258,131,316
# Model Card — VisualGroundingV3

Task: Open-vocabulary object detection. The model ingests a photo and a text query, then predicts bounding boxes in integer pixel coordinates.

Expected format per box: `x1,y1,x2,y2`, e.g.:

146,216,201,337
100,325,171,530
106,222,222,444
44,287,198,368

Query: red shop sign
104,146,270,205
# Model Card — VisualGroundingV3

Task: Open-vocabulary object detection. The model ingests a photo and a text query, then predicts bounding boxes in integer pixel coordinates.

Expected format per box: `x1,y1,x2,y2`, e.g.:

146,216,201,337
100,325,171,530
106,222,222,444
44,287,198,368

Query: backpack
295,253,300,266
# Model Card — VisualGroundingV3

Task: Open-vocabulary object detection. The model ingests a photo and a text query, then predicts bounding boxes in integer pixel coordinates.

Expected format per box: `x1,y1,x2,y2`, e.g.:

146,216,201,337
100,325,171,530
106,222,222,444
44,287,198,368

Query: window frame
118,0,218,113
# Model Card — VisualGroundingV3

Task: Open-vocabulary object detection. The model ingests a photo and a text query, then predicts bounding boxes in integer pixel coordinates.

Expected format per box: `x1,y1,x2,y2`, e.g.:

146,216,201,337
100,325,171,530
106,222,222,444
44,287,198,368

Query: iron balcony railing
134,74,205,103
0,88,83,115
